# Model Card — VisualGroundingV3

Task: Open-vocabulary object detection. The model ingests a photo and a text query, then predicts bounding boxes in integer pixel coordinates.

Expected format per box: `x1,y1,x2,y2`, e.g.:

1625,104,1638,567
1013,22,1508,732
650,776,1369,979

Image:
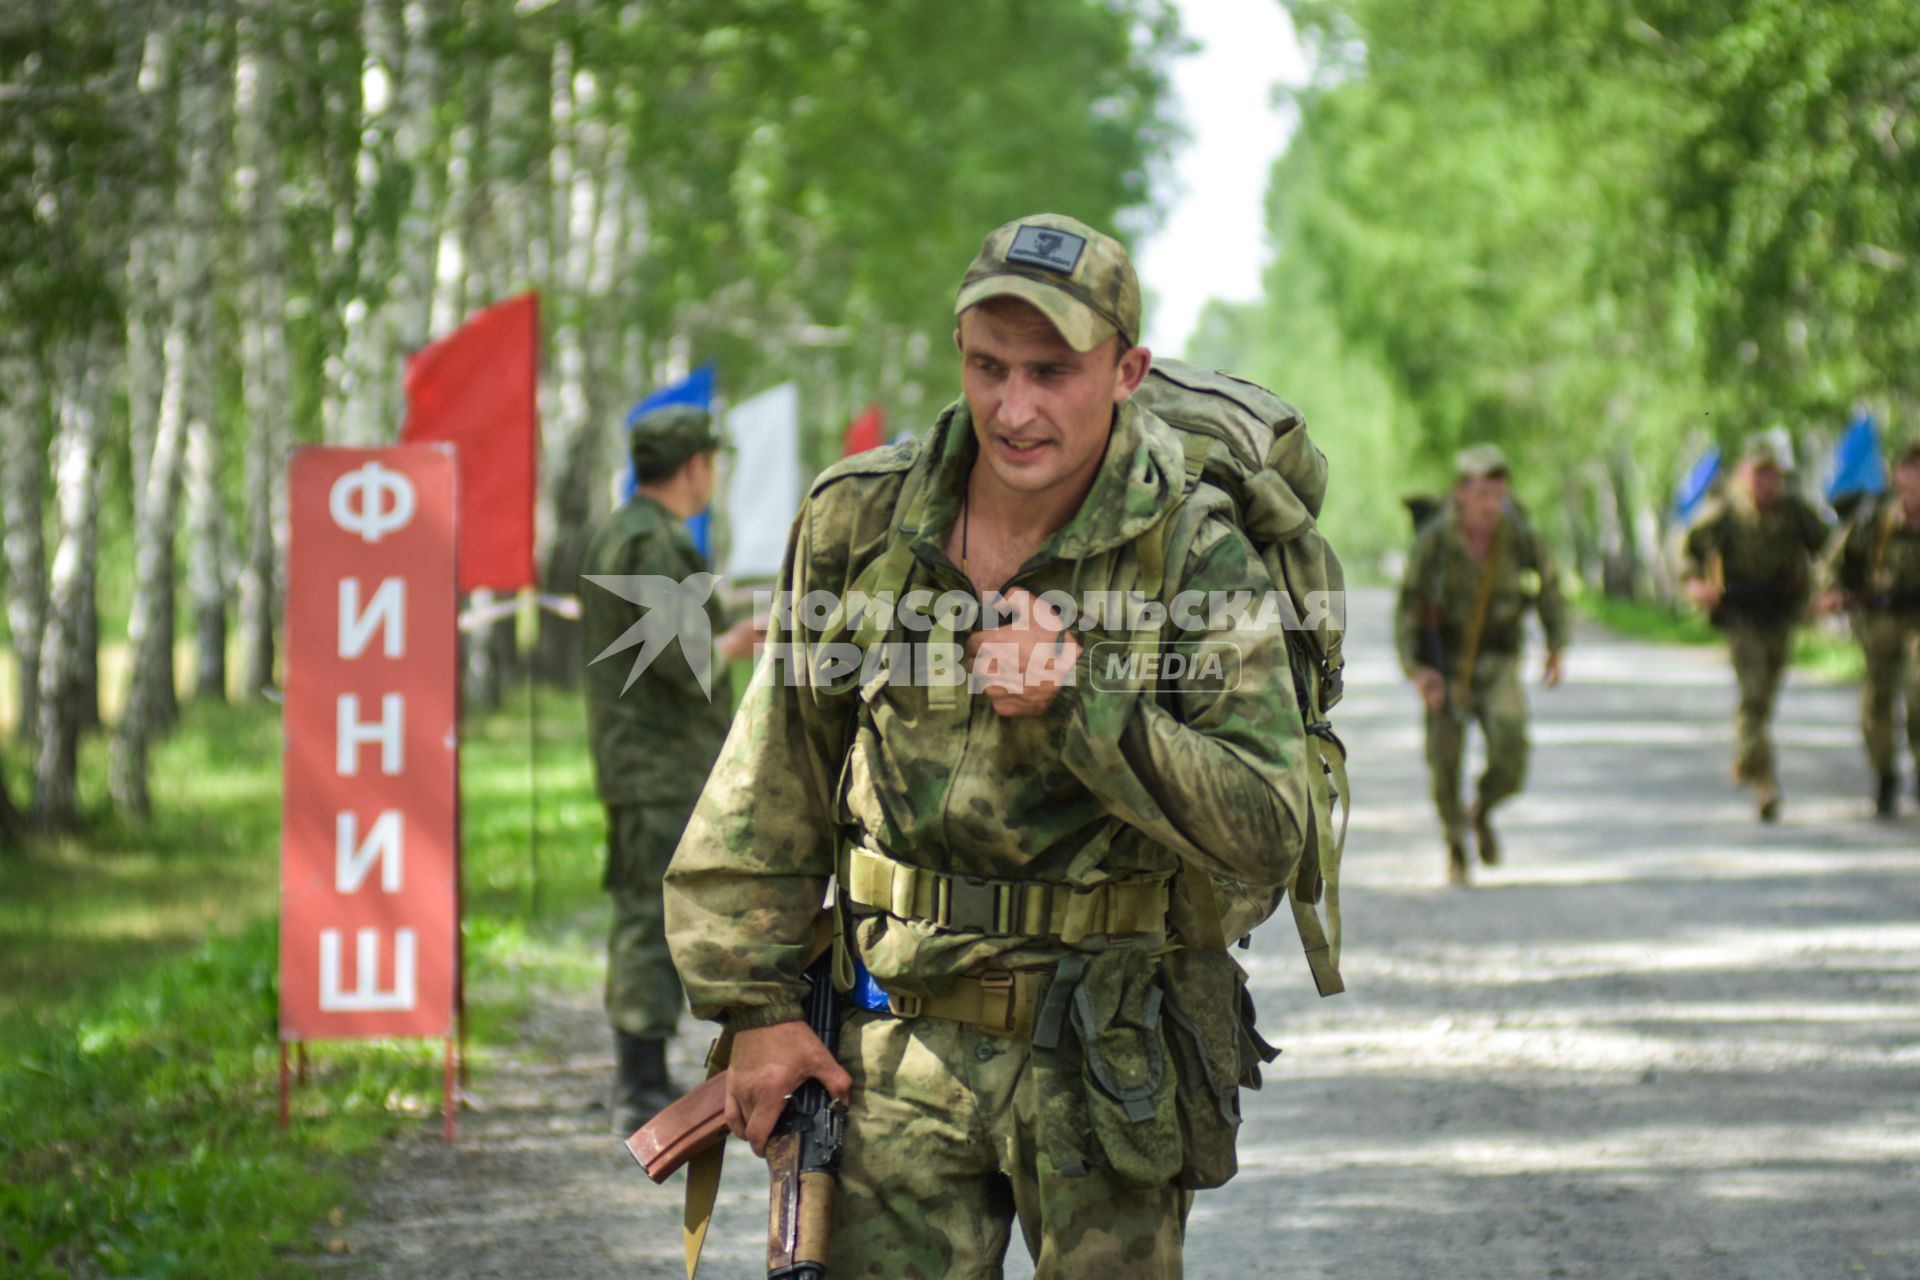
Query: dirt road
319,588,1920,1279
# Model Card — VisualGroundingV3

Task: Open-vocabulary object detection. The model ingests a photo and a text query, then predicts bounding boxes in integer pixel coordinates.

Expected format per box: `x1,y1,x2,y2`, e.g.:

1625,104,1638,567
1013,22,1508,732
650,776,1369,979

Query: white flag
723,382,803,581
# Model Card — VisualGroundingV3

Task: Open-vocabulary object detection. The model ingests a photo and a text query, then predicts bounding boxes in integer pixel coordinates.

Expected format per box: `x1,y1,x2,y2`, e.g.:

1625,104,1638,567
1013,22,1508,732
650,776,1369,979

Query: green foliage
0,688,606,1277
1252,0,1920,580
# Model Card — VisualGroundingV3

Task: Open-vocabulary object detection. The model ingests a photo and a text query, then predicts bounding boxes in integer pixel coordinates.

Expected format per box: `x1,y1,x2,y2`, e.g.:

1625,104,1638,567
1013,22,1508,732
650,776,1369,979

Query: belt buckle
887,992,923,1019
946,875,1001,933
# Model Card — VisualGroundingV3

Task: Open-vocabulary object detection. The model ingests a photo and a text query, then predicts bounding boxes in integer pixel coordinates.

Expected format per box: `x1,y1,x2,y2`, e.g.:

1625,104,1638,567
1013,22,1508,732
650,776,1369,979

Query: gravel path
316,588,1920,1279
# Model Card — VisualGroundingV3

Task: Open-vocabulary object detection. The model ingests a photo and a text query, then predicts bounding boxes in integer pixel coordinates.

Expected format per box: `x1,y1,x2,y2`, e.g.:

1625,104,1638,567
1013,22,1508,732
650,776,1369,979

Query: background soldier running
1395,444,1568,886
1819,437,1920,817
1681,437,1831,822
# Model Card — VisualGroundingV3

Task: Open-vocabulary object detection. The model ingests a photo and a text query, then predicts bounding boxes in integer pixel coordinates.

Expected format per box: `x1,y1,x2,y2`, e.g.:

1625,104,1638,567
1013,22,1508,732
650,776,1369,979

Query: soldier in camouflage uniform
1818,437,1920,817
1393,445,1568,886
582,404,759,1133
664,214,1315,1276
1681,437,1831,822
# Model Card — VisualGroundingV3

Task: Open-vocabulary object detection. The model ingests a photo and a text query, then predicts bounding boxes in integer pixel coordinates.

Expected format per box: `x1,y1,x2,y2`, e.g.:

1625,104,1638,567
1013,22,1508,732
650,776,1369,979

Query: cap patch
1006,224,1086,275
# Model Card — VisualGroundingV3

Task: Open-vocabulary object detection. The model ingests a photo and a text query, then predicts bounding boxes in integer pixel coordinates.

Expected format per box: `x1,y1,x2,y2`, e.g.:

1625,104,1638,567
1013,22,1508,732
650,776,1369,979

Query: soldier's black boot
1469,800,1501,866
612,1033,676,1136
1874,773,1898,819
1446,831,1470,887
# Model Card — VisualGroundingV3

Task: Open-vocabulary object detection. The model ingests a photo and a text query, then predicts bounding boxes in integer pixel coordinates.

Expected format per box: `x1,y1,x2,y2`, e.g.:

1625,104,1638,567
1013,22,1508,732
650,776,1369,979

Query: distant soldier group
1397,432,1920,879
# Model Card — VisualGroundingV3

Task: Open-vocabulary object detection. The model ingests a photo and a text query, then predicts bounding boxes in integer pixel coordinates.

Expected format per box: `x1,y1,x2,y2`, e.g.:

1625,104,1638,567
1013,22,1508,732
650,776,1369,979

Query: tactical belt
842,844,1171,944
882,968,1052,1042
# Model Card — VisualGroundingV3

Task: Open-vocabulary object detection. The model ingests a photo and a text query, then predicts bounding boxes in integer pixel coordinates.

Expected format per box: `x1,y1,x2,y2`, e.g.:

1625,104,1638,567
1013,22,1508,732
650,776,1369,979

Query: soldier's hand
1411,666,1447,712
1542,650,1564,689
725,1021,852,1157
716,617,765,662
1685,577,1721,611
966,587,1080,717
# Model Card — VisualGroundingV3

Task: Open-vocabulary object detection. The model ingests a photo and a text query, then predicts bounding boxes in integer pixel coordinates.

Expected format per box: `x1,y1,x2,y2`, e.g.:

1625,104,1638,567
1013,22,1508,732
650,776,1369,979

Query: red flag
401,293,539,592
840,404,885,457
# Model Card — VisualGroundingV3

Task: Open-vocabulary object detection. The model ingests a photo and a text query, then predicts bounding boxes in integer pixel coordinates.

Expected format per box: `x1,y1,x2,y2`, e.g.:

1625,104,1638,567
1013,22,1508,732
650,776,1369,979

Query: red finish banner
280,447,460,1042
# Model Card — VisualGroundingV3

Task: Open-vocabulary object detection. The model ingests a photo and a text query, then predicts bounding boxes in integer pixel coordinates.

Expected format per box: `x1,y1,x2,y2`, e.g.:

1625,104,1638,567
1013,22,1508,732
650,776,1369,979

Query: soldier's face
1896,457,1920,507
1455,474,1509,528
956,300,1149,498
686,450,718,510
1742,461,1782,508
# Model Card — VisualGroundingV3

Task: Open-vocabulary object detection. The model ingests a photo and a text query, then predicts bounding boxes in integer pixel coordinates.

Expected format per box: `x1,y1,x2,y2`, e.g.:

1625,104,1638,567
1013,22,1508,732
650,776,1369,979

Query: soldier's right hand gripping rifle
763,951,846,1280
625,947,846,1280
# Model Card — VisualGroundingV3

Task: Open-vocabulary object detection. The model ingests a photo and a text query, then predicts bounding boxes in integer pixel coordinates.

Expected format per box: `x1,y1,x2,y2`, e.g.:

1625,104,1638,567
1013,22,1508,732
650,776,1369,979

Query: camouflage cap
954,213,1141,352
1736,433,1783,468
1453,443,1510,481
629,403,721,472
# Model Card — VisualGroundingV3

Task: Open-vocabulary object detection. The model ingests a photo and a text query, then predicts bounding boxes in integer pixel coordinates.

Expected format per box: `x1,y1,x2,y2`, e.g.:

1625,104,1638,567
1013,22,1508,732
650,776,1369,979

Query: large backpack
828,358,1349,997
1131,358,1349,998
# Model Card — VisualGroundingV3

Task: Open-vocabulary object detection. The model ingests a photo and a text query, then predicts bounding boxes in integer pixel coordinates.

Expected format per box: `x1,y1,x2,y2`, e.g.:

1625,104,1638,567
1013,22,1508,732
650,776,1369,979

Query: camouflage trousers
603,801,692,1039
1856,612,1920,777
1424,653,1529,838
1725,623,1791,783
829,1009,1190,1279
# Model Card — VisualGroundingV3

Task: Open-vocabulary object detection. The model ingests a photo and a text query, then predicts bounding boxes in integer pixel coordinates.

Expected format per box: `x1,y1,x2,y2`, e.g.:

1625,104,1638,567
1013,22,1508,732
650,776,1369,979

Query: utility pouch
1157,947,1275,1190
1070,949,1181,1188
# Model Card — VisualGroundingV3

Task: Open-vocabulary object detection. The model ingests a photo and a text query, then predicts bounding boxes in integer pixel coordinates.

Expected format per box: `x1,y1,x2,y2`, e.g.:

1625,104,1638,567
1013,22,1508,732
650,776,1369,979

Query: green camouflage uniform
1681,490,1829,783
664,397,1313,1277
1822,495,1920,780
1393,502,1569,841
583,492,731,1040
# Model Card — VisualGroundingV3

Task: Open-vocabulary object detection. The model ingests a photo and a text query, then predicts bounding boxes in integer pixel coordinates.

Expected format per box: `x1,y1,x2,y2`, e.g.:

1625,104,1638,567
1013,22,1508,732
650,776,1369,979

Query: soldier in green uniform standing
582,404,760,1133
1818,438,1920,817
1680,437,1830,822
664,214,1317,1275
1394,444,1568,886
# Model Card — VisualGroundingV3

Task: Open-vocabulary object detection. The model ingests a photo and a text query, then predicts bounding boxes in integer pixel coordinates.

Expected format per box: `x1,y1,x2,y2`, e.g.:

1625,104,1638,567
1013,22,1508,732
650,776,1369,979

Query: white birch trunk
111,32,223,817
35,338,108,828
234,11,292,695
2,344,48,743
535,44,604,679
333,0,401,445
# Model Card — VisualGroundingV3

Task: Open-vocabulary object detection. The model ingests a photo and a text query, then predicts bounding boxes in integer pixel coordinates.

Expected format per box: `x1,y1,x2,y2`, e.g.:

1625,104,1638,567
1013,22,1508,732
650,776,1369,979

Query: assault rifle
624,950,845,1279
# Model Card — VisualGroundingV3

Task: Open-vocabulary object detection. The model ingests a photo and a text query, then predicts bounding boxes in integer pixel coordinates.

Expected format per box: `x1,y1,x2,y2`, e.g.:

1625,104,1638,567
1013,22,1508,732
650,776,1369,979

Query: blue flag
622,363,717,550
1826,411,1886,505
1674,444,1722,525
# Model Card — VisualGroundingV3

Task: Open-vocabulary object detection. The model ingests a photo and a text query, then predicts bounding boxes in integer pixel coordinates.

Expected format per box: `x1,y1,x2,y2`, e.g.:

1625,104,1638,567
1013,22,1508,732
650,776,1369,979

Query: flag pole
523,591,542,920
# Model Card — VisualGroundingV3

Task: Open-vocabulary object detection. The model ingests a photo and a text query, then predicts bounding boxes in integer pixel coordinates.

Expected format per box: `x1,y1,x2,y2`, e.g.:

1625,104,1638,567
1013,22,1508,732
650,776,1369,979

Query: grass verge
1,685,605,1278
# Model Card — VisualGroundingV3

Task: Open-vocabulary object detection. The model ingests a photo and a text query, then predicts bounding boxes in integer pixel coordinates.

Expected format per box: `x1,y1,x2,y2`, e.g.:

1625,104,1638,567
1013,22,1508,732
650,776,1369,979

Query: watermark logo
583,573,720,697
1088,640,1243,693
584,574,1343,701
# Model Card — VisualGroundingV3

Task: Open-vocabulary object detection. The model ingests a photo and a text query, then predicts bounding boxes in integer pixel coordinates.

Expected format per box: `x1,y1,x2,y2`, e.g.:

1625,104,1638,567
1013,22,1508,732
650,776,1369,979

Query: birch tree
111,16,226,818
233,5,293,697
36,340,108,828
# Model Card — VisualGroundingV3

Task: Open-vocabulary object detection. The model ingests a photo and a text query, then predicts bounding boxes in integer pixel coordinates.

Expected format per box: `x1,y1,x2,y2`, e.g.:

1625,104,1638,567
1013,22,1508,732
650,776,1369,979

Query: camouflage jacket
581,494,733,807
1681,490,1830,624
1821,494,1920,612
663,398,1315,1029
1393,501,1569,676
